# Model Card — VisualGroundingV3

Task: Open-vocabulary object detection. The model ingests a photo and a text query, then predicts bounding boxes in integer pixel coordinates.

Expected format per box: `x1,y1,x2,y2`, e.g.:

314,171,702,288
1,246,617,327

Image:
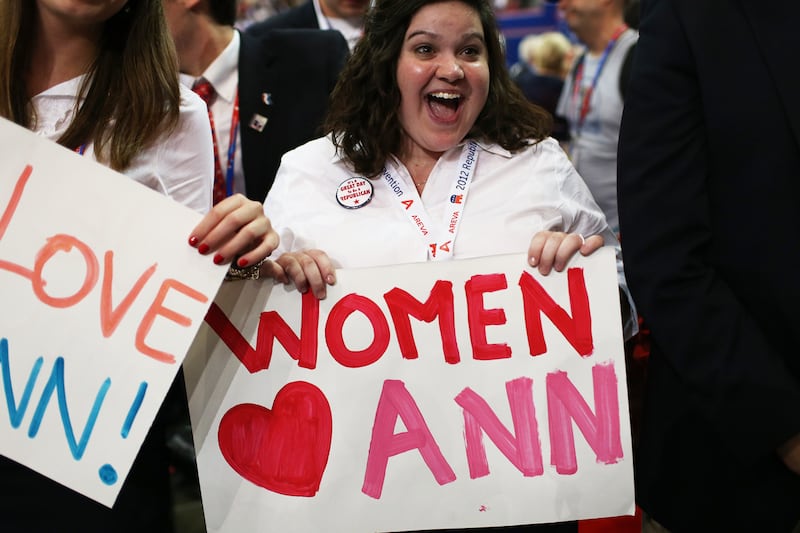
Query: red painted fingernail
188,236,199,247
213,254,224,265
237,257,249,267
198,243,210,254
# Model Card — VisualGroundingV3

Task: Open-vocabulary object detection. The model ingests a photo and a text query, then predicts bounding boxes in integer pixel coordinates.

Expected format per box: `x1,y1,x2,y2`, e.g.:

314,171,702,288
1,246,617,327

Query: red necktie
192,79,227,205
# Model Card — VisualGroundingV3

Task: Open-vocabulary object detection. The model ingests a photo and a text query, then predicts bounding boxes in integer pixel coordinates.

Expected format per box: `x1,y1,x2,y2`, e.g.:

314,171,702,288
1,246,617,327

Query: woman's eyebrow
406,30,485,43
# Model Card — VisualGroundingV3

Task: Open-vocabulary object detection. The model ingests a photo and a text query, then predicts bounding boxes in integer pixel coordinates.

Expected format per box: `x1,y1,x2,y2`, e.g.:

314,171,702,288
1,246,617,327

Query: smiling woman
321,0,551,184
395,1,490,171
260,0,633,302
257,1,635,530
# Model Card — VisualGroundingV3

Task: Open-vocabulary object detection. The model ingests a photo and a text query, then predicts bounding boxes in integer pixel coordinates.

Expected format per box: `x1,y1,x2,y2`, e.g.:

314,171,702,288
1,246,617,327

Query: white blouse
29,75,214,214
266,135,615,267
265,135,638,338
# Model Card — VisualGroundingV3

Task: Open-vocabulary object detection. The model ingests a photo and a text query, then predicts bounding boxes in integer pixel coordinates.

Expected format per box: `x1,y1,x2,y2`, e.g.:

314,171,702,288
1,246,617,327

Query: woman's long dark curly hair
323,0,553,178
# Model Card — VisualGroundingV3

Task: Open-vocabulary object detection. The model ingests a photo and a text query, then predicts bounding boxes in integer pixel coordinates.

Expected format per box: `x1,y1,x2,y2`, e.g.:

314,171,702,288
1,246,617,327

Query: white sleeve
154,87,214,214
550,145,611,240
262,153,296,258
262,140,328,257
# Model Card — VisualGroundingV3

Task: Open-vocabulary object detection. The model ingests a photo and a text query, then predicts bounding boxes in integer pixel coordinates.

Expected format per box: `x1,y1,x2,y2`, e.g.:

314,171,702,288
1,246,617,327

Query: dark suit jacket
246,1,319,34
238,29,348,202
617,0,800,530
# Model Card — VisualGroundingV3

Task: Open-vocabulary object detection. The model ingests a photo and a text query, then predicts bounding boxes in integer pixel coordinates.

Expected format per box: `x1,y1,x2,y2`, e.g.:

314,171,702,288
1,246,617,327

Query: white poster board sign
186,248,635,532
0,118,226,506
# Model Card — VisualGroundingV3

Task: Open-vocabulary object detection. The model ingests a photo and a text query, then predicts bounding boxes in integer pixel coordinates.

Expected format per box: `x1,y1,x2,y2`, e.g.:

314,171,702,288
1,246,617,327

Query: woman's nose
437,58,465,82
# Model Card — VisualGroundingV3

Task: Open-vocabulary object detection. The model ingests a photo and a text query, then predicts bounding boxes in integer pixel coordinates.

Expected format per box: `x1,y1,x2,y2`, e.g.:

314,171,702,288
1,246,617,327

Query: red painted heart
218,381,333,497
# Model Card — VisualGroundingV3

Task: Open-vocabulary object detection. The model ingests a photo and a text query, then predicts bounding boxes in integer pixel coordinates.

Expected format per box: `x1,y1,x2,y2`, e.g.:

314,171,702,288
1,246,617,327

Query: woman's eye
462,46,481,57
415,45,434,55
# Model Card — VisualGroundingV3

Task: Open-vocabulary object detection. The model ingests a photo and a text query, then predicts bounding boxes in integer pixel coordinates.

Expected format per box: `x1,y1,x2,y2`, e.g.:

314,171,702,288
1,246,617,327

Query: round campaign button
336,177,373,209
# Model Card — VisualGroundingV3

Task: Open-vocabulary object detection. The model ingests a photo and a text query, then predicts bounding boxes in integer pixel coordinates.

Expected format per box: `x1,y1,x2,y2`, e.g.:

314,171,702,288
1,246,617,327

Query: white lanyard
381,141,479,261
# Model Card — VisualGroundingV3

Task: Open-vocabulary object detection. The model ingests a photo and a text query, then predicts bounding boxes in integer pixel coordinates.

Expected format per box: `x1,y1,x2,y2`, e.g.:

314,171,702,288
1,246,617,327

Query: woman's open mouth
427,92,462,121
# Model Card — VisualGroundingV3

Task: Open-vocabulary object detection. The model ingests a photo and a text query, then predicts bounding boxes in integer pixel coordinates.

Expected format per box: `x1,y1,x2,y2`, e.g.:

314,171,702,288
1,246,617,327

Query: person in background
528,32,572,79
0,0,277,531
508,34,535,81
512,31,572,141
556,1,647,494
162,3,346,524
246,0,369,51
164,0,349,203
555,0,636,236
512,32,572,82
617,0,800,530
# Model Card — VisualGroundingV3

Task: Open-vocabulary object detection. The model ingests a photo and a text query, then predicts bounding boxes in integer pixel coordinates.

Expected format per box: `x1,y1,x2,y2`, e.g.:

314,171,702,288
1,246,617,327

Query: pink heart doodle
218,381,333,497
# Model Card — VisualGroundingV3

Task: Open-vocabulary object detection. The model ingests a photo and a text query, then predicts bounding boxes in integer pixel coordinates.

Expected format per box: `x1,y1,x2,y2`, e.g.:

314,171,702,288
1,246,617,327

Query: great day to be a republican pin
335,177,374,209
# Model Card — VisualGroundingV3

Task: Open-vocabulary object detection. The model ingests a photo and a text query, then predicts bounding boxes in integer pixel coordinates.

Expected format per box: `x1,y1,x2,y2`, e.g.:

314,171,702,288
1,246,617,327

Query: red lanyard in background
571,25,628,135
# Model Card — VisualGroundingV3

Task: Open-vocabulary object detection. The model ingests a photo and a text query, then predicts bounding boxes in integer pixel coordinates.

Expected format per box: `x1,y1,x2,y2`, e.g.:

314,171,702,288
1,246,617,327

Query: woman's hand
269,249,337,299
528,231,604,275
188,194,278,268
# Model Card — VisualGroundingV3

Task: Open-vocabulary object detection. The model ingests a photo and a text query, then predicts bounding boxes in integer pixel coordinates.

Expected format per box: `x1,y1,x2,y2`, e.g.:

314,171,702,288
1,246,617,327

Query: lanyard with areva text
380,140,479,261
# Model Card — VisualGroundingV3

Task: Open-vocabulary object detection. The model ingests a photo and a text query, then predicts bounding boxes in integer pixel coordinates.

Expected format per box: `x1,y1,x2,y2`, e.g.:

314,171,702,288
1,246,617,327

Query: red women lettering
205,290,321,373
518,269,594,357
465,273,512,361
383,280,460,364
208,268,595,374
326,294,390,368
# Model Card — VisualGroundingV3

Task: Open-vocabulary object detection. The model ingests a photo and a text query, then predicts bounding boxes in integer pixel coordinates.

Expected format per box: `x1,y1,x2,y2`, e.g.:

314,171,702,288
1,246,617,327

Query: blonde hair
519,31,572,78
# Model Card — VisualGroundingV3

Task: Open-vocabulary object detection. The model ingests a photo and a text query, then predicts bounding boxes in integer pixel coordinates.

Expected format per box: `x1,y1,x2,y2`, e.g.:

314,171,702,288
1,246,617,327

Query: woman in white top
264,0,622,312
261,3,634,531
0,0,278,530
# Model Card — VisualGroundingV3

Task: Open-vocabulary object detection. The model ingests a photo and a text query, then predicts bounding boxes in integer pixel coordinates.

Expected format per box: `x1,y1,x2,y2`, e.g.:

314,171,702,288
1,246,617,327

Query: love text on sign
0,118,226,506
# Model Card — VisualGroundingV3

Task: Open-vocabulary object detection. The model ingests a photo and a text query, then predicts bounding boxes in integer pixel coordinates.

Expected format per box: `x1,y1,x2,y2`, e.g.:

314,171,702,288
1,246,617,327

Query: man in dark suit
247,0,368,51
161,5,347,524
164,0,349,202
617,0,800,530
